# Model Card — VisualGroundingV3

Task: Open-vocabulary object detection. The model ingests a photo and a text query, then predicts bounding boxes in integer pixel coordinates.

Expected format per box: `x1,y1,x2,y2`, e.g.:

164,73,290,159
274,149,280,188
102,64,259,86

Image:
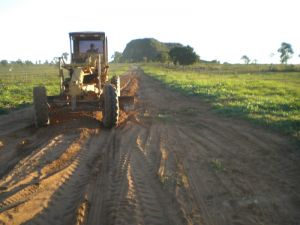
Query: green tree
157,52,170,63
277,42,293,64
24,60,33,65
16,59,23,65
241,55,250,64
111,51,123,63
0,60,8,66
169,45,199,65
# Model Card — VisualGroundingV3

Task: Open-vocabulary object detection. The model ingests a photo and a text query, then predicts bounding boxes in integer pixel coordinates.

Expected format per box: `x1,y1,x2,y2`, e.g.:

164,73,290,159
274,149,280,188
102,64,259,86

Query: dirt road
0,69,299,225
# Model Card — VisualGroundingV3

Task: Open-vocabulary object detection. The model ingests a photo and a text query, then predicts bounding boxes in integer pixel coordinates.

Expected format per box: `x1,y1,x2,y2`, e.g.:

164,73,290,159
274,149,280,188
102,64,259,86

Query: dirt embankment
0,69,299,225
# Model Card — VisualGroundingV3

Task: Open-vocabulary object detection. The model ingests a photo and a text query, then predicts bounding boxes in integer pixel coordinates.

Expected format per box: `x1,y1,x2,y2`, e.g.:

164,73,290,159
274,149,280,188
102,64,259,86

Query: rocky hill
121,38,182,62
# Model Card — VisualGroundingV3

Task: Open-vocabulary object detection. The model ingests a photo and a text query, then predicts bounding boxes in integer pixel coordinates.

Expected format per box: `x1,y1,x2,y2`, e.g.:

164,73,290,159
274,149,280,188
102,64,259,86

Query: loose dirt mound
0,69,299,225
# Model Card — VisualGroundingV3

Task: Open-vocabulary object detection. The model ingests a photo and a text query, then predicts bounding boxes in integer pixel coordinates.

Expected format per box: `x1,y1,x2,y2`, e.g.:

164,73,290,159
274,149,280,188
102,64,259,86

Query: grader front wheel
33,86,49,127
102,84,119,128
111,75,120,97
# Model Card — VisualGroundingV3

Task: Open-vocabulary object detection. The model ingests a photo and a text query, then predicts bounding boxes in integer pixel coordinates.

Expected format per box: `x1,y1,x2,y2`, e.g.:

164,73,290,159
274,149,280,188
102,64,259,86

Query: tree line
0,52,69,66
0,59,57,66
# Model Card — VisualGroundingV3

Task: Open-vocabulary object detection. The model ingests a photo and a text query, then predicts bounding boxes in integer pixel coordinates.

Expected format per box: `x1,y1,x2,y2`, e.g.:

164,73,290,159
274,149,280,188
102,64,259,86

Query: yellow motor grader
33,31,131,128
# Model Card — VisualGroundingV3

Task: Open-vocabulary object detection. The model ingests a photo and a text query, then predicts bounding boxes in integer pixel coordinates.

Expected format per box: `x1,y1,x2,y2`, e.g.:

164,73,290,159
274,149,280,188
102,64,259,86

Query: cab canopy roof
69,32,105,38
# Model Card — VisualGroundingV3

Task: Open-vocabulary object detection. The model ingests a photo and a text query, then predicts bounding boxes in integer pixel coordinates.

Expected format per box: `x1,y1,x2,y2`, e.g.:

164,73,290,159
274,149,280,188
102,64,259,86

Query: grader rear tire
102,84,119,128
33,86,49,127
111,75,120,97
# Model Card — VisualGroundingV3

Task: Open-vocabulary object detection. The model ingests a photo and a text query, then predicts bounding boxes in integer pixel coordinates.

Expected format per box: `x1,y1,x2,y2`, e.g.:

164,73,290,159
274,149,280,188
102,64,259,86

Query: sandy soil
0,69,299,225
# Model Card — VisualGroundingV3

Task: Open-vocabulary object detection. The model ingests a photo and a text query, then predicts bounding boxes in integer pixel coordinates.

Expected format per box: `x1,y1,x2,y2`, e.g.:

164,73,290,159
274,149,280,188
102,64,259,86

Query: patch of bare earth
0,69,299,225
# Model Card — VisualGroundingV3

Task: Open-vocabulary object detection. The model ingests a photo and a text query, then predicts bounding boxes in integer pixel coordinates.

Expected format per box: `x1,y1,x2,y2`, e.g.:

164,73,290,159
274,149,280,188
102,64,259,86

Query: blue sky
0,0,299,63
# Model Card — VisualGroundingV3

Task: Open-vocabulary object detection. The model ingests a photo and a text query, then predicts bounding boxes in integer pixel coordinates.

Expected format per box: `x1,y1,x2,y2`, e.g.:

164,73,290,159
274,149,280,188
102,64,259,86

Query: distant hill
121,38,182,62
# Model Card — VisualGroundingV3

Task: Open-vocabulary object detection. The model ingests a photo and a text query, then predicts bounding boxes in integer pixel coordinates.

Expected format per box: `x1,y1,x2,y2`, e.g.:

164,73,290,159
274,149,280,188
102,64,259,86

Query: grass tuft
211,159,226,172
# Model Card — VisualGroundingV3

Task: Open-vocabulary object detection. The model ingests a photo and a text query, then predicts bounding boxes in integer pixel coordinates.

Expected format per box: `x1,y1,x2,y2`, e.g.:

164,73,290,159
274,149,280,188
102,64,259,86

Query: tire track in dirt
85,123,185,225
0,127,58,180
0,111,101,222
24,130,114,225
0,127,93,224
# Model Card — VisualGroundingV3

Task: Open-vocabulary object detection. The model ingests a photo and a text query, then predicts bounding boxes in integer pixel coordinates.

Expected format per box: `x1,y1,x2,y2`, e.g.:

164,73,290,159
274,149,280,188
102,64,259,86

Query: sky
0,0,299,64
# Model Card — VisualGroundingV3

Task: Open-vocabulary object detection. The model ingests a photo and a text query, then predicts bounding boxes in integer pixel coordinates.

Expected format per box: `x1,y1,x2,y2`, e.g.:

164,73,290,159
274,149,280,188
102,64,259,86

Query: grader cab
33,32,129,128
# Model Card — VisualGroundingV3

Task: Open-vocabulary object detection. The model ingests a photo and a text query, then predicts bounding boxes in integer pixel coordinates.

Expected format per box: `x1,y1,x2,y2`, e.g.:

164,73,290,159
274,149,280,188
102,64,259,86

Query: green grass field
142,64,300,140
0,63,130,114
